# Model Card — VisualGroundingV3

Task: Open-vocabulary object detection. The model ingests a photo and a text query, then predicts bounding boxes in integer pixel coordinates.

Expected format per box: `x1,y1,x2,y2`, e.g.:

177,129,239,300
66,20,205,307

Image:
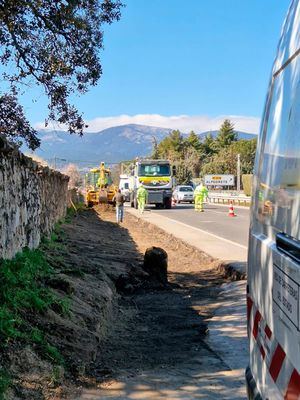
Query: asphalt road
152,203,250,247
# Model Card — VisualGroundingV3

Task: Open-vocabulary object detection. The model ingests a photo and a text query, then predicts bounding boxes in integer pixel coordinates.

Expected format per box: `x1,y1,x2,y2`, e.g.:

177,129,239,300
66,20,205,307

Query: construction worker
137,185,148,214
112,189,125,223
194,182,209,212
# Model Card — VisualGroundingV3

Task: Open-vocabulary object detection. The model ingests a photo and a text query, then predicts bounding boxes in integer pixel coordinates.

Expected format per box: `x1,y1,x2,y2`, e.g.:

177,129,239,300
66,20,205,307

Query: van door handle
276,232,300,263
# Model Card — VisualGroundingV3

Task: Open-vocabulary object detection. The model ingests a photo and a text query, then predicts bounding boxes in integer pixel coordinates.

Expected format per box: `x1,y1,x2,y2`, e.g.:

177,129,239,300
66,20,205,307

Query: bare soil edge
126,213,246,282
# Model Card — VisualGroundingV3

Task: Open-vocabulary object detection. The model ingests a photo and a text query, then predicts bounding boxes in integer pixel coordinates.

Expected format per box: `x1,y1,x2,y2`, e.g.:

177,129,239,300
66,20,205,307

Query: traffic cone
228,202,236,217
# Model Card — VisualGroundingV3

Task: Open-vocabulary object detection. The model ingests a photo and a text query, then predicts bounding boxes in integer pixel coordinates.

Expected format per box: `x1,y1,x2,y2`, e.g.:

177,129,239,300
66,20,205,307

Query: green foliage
151,136,160,159
45,344,64,365
202,133,216,157
154,130,202,183
215,119,237,150
156,130,184,161
153,120,257,186
174,162,193,185
0,0,123,149
242,174,253,196
0,370,11,400
0,227,70,396
0,247,67,344
202,138,257,176
186,131,201,151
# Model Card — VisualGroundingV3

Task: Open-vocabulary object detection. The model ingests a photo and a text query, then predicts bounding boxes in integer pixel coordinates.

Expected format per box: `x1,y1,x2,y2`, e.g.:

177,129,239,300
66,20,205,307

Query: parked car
173,185,194,203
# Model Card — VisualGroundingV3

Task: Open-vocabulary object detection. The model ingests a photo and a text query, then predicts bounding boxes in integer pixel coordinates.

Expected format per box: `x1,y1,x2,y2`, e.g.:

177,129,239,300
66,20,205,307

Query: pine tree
186,130,201,151
202,133,216,156
215,119,237,149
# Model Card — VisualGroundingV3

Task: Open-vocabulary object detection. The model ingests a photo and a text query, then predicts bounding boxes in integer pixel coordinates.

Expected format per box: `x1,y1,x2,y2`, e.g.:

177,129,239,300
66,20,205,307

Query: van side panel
248,1,300,399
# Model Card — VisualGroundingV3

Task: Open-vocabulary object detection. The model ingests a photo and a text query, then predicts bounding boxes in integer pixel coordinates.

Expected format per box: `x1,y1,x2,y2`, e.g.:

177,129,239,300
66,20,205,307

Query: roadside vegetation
153,119,257,185
0,224,70,398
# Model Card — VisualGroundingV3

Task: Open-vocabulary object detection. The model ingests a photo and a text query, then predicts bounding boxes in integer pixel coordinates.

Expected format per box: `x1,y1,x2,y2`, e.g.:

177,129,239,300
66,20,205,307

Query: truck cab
130,159,175,209
119,174,130,201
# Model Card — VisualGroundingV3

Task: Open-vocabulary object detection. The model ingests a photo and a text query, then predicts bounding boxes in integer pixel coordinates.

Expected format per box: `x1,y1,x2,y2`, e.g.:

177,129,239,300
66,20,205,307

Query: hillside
28,124,257,165
32,124,172,164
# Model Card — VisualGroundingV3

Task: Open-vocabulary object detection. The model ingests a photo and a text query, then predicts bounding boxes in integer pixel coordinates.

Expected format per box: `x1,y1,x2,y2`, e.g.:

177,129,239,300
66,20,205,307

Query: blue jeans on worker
116,205,124,223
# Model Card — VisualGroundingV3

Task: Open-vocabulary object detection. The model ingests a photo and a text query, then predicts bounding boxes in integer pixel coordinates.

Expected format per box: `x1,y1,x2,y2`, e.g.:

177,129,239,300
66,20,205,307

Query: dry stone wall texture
0,136,69,259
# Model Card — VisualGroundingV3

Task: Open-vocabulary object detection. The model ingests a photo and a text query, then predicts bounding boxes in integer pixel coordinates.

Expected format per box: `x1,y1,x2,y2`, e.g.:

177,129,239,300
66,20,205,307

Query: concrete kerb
217,261,247,281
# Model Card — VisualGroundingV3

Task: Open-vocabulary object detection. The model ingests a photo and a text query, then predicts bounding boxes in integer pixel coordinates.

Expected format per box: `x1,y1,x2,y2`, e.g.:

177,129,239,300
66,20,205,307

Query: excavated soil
7,207,227,399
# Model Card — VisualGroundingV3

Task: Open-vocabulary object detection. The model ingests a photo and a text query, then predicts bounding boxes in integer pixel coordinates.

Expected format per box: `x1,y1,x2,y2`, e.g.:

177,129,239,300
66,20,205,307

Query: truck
119,174,131,201
128,159,175,209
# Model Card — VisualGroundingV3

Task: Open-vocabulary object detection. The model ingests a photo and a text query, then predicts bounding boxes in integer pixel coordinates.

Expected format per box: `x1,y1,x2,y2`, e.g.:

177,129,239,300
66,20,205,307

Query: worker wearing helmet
194,182,208,212
137,185,148,214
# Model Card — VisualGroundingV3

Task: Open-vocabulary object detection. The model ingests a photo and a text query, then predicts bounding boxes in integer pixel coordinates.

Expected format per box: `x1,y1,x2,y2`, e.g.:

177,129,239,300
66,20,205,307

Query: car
172,185,194,204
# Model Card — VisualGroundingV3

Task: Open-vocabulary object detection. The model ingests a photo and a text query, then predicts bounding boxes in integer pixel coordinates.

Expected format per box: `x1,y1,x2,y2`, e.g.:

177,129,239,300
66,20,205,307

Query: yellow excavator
85,162,117,207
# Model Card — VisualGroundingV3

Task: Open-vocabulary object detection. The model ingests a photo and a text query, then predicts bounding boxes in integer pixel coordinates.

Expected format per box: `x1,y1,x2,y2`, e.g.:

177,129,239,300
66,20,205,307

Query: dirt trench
70,207,228,398
8,206,230,399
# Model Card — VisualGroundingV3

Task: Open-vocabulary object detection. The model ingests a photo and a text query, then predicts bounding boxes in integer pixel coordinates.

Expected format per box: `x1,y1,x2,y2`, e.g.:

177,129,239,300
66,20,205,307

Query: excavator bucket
98,188,108,204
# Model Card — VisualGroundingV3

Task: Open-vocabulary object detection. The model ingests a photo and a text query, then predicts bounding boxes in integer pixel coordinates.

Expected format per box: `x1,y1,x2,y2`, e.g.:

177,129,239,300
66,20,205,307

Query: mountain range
28,124,257,165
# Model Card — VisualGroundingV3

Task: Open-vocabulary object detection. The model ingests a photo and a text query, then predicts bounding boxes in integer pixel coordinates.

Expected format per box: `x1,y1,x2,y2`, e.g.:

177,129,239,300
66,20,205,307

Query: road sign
205,174,235,186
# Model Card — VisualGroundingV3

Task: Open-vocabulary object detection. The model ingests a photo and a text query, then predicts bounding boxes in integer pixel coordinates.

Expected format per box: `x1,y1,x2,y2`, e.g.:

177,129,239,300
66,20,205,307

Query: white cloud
35,113,260,134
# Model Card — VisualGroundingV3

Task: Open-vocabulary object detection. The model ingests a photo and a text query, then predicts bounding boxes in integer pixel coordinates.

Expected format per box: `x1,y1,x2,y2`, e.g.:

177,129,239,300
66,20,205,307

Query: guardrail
208,192,252,206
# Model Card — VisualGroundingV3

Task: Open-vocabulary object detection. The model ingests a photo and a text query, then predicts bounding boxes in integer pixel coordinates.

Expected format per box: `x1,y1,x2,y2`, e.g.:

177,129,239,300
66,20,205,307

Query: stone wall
0,136,69,259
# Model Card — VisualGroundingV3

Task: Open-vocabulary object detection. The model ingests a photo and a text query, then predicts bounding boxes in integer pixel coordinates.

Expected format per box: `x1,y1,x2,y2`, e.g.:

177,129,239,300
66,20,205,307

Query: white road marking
157,215,248,250
208,210,248,219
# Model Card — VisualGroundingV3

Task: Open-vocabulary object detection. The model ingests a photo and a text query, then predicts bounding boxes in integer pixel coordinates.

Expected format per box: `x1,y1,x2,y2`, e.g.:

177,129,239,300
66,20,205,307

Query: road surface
154,203,250,247
126,203,250,262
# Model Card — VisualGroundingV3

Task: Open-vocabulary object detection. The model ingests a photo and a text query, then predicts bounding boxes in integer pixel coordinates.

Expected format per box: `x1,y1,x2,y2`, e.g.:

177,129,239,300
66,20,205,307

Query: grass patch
0,230,70,396
0,216,78,396
0,370,11,400
0,249,53,340
0,245,68,356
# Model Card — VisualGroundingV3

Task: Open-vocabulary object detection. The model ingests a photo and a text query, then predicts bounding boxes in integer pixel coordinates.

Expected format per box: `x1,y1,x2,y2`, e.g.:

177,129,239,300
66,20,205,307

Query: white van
247,1,300,399
119,174,130,201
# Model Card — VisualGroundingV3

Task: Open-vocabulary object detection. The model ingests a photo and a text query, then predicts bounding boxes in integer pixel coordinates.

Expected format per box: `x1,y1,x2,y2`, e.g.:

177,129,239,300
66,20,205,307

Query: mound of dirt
6,206,224,399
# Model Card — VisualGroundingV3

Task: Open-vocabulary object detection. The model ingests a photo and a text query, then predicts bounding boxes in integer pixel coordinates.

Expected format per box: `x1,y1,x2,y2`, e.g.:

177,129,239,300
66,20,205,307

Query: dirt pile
6,207,169,399
5,206,225,399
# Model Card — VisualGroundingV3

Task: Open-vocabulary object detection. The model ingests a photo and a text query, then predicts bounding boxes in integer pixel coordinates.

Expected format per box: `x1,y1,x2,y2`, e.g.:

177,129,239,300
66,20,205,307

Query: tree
215,119,237,150
185,130,201,151
63,163,82,189
151,136,160,159
202,133,216,157
0,0,123,150
156,130,184,161
174,161,193,185
183,146,201,178
201,138,257,176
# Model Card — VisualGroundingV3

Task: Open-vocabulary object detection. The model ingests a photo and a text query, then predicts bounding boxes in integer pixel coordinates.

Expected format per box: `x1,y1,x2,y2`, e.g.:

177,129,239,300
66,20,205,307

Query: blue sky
31,0,291,134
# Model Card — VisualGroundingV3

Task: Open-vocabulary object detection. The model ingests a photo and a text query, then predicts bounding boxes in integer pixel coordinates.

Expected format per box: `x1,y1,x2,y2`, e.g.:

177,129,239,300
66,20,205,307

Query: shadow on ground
71,208,247,399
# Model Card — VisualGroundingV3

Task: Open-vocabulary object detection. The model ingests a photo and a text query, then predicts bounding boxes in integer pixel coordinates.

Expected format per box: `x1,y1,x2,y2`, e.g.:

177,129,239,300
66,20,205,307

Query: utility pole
237,153,241,192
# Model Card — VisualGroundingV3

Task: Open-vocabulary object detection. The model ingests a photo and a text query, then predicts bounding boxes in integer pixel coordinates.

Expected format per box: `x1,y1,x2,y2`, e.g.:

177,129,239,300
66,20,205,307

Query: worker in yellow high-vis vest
194,183,208,212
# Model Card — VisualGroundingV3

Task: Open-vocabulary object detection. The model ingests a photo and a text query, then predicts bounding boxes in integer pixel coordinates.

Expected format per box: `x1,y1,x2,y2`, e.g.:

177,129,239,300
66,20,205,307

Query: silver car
173,185,194,204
